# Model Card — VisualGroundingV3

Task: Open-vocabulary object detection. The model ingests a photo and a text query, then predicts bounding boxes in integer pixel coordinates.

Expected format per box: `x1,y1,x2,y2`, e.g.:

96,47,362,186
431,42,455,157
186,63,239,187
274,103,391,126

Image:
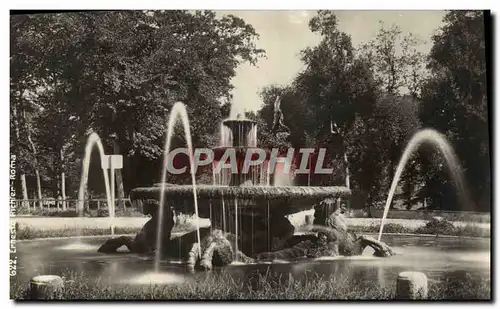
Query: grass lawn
11,269,490,300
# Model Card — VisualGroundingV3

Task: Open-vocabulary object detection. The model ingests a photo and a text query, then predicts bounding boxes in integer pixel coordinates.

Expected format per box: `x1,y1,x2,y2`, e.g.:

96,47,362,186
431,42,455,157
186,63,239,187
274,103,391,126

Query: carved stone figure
98,205,394,270
272,96,290,135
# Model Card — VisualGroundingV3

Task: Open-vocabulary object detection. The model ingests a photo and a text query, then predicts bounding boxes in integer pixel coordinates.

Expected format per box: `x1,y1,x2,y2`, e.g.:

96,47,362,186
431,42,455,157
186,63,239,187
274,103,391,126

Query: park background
10,10,490,218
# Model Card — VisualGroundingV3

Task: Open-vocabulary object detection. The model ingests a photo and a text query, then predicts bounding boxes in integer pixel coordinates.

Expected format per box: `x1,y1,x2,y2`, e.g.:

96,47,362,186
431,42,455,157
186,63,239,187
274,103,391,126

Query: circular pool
12,234,490,288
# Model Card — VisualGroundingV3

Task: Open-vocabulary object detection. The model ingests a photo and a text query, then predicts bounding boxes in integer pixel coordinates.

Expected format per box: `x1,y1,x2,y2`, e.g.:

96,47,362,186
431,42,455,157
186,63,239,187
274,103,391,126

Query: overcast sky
219,10,446,114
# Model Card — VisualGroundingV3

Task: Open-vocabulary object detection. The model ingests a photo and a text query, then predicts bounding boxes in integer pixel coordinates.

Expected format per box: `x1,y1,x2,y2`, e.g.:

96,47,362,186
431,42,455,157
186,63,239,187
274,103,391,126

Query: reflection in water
377,266,386,289
57,242,99,251
313,255,378,261
125,272,186,285
271,260,290,264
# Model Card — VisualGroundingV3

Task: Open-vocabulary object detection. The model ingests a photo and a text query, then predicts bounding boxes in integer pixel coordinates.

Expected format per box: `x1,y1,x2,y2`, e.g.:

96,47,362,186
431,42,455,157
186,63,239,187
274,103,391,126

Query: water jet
378,129,473,241
77,133,114,237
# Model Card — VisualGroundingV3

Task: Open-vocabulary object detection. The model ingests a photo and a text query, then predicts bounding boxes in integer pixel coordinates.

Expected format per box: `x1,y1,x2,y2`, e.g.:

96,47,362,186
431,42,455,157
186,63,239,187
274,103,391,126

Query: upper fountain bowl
221,118,258,147
222,118,256,129
129,185,351,217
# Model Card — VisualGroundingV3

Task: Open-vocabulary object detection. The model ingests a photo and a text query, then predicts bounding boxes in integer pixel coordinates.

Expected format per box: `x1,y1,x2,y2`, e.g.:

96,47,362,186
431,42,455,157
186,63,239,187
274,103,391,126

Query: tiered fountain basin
130,185,351,217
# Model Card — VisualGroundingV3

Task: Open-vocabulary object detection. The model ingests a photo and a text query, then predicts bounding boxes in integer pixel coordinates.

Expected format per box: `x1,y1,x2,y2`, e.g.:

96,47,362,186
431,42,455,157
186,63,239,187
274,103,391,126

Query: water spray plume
77,133,114,236
155,102,201,272
378,129,474,242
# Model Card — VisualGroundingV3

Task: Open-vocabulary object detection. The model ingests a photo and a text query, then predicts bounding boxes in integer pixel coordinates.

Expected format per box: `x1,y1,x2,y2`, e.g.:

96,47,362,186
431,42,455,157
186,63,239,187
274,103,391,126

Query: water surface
12,235,490,288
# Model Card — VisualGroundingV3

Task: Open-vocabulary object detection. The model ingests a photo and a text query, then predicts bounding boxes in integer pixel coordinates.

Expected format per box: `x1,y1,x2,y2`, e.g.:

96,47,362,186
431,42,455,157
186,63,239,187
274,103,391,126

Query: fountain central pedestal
130,116,351,256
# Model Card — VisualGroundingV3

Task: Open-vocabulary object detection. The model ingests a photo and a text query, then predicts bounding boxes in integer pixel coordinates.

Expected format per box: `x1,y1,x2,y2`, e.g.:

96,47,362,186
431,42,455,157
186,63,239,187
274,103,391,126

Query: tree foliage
10,10,490,214
255,10,488,212
419,10,489,211
255,11,424,210
11,10,264,195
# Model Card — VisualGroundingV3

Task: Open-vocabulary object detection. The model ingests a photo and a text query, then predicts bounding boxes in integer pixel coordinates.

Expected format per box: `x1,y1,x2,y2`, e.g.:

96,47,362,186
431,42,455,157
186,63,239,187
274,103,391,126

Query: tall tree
255,11,426,212
420,11,489,211
10,15,49,207
10,11,265,198
358,22,426,208
359,22,427,96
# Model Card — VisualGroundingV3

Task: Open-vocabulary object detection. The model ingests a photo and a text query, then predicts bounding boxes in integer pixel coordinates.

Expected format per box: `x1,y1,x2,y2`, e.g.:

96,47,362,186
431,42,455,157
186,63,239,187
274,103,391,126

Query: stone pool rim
130,185,352,200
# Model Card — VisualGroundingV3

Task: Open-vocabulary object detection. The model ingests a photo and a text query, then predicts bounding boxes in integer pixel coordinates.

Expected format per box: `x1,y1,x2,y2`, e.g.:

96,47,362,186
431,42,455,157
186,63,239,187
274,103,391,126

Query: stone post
395,272,428,299
29,275,64,300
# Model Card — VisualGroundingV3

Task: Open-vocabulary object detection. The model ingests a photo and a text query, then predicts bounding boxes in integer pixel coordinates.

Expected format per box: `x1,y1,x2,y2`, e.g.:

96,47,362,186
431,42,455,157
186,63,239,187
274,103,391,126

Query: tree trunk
24,110,42,208
20,174,29,210
35,170,42,209
28,139,42,209
330,122,351,211
112,139,126,210
343,152,351,210
12,104,29,208
366,201,373,218
60,148,67,210
61,172,66,210
389,160,395,210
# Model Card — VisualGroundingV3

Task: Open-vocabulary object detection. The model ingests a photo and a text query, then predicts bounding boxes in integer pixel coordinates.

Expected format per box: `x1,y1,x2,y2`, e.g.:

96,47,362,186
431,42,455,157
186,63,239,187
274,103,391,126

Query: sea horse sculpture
98,206,395,270
252,208,395,261
97,200,174,254
181,208,395,269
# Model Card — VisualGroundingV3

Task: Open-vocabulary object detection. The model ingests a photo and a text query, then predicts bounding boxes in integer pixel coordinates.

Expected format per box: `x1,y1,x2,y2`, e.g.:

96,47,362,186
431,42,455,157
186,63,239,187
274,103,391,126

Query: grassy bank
16,225,196,241
17,226,138,240
19,207,491,224
16,214,199,240
349,220,490,238
365,209,490,223
19,207,144,218
16,217,490,240
11,269,490,300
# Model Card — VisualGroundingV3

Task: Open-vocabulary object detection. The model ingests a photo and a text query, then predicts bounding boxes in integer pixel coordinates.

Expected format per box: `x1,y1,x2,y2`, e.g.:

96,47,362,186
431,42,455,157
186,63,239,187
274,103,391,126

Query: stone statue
188,208,395,267
250,208,395,261
272,96,290,135
330,120,341,135
97,200,174,254
98,205,394,270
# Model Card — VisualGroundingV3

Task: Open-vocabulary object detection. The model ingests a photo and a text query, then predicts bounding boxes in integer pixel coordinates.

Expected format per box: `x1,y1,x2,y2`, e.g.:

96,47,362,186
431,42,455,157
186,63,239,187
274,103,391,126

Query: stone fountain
129,111,351,257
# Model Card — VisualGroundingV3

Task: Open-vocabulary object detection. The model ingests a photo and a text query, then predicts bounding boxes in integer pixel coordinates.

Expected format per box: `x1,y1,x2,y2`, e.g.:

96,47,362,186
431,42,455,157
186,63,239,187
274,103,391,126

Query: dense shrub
21,207,144,218
34,209,79,217
416,217,456,235
379,223,413,234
